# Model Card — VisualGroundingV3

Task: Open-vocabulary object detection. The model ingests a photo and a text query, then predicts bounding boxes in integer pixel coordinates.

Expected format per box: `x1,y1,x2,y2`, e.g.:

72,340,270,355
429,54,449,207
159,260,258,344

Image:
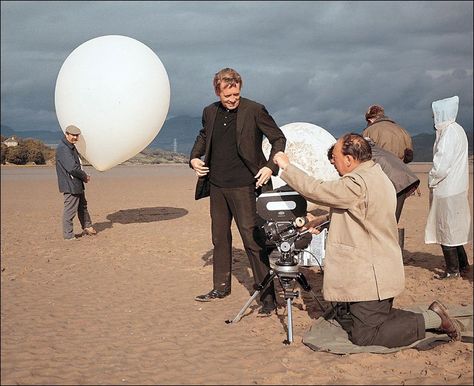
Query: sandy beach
1,163,472,385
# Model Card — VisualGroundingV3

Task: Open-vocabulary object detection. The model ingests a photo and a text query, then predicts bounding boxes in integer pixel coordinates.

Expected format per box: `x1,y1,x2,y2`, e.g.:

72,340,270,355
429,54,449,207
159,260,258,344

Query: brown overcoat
362,117,413,161
281,160,405,302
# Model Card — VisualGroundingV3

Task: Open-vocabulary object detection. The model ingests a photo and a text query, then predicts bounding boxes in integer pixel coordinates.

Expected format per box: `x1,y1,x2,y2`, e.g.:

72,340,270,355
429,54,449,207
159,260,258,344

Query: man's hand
273,151,290,170
85,175,91,183
190,158,209,177
302,213,328,235
255,166,272,187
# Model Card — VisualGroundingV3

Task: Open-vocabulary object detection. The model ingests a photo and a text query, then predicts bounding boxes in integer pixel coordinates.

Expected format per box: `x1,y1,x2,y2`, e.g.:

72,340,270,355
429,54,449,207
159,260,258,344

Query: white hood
432,95,459,131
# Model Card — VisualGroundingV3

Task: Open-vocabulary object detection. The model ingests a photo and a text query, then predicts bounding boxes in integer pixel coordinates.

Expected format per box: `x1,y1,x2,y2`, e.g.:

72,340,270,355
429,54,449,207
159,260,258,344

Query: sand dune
1,163,472,385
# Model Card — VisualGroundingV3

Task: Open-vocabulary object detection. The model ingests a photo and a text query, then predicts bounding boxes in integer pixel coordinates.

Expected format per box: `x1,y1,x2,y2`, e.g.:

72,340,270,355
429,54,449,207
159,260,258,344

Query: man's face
217,83,241,110
66,132,80,144
332,140,351,176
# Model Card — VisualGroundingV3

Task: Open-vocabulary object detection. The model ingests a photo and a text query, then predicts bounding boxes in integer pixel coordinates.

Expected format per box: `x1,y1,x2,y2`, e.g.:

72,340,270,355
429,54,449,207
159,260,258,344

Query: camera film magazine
298,228,327,267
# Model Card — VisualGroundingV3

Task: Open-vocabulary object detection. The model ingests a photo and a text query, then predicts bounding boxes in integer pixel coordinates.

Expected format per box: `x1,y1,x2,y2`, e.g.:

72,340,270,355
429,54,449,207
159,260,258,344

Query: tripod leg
225,290,261,324
225,271,276,324
296,272,327,312
295,272,311,291
287,297,293,343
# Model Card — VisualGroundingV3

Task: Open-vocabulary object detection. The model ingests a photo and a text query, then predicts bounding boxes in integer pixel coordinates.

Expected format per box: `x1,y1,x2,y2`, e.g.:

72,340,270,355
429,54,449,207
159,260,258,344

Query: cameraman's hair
365,104,385,122
213,68,242,94
340,133,372,161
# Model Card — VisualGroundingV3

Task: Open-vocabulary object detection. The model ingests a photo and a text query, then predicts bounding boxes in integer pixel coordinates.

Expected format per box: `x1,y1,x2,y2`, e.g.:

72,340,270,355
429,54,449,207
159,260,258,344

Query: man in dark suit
190,68,286,314
55,125,96,240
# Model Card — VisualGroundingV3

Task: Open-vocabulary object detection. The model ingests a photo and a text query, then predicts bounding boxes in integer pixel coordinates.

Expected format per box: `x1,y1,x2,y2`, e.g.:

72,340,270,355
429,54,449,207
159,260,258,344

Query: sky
1,1,473,138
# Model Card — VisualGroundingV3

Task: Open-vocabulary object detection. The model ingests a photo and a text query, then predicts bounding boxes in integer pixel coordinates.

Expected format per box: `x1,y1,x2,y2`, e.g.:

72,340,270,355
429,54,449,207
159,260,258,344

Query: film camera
226,187,327,344
257,189,312,268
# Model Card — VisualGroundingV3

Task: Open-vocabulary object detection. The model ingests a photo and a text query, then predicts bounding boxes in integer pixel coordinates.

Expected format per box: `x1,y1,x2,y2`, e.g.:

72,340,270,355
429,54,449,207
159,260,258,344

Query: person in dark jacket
366,138,420,222
189,68,286,314
55,125,96,240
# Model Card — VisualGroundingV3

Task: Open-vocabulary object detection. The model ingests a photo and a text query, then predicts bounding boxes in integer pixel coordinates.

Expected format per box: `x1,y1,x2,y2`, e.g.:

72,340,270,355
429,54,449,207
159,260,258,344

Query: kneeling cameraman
273,133,462,348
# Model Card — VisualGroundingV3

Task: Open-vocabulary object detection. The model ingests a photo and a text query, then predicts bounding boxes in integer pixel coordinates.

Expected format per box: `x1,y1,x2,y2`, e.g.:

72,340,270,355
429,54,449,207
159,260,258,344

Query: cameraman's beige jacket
281,160,405,302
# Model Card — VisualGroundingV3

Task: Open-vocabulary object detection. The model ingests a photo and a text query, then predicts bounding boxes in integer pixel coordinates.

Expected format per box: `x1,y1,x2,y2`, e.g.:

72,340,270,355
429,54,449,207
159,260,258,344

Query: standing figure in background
362,104,416,247
189,68,286,314
425,96,472,279
366,139,420,223
55,125,96,240
362,104,414,164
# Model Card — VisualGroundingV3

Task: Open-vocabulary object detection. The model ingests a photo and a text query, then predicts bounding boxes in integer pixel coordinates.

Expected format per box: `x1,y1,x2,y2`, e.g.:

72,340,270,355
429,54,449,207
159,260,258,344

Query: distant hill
150,115,201,155
1,116,202,155
412,133,436,162
2,119,472,162
1,124,63,145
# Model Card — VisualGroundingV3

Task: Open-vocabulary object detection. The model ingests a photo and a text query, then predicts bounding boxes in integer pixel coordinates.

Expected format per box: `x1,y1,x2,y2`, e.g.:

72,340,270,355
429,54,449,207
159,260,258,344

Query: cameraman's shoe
195,289,230,302
428,300,462,341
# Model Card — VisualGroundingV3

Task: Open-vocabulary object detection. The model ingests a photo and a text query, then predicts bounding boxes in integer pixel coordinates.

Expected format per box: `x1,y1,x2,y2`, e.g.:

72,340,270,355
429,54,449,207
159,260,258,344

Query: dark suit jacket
55,137,89,194
190,98,286,199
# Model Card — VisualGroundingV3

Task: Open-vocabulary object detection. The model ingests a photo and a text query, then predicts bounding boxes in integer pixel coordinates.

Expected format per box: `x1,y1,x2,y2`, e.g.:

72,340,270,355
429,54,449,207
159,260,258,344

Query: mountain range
1,117,472,162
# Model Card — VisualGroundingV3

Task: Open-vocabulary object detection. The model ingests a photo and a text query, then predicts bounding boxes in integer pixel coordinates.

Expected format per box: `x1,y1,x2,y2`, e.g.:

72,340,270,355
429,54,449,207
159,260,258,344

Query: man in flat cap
55,125,96,240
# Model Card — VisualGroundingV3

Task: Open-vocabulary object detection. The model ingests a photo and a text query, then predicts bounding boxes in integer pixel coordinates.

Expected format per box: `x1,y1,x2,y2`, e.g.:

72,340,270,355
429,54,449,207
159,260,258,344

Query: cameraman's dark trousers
342,298,425,348
210,184,275,302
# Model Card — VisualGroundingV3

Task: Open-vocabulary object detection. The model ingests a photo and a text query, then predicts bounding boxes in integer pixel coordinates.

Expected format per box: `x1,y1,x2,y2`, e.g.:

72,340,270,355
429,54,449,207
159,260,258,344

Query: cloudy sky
1,1,473,138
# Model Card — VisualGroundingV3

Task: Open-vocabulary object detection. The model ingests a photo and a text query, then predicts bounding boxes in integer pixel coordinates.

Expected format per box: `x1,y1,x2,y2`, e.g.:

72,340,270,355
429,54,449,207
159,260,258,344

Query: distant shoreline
0,162,189,168
2,162,473,176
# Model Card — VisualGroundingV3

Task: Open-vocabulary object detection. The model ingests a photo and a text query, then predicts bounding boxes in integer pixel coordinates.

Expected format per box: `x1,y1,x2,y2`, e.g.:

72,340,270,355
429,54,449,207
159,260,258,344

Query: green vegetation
1,135,189,166
1,136,55,165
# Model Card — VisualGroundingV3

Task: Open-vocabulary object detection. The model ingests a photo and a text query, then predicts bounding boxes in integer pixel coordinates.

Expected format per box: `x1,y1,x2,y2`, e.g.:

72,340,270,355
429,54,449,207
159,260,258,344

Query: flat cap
65,125,81,135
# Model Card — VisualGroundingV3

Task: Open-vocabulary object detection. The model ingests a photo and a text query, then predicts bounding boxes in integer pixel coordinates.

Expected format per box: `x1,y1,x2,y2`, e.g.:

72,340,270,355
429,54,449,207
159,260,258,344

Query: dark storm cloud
1,1,472,137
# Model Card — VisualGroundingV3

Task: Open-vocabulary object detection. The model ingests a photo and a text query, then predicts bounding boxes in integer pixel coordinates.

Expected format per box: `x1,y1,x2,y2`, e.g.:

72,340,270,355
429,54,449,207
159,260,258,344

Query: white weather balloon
262,122,339,189
55,35,170,171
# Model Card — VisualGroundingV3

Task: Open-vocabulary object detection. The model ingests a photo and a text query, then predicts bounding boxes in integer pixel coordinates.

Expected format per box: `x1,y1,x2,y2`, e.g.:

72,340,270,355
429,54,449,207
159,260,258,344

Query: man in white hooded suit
425,96,472,279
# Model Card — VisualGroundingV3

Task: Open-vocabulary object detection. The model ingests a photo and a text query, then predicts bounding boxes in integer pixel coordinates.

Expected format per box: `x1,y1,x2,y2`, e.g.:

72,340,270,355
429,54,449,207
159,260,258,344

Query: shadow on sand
93,206,188,233
403,249,473,284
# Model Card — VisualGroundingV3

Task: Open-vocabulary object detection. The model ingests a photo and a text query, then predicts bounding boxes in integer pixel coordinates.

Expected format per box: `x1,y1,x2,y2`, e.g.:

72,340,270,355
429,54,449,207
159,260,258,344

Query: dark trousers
63,192,92,239
342,298,425,348
209,184,274,302
395,192,407,223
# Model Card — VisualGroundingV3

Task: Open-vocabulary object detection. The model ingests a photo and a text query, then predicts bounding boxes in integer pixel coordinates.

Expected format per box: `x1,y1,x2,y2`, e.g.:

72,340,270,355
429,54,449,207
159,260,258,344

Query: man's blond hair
213,68,242,94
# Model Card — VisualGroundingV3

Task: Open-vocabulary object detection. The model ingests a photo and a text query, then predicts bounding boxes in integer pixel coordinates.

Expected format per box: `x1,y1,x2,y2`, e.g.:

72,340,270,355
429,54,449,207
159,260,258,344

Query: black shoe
195,289,230,302
258,299,276,315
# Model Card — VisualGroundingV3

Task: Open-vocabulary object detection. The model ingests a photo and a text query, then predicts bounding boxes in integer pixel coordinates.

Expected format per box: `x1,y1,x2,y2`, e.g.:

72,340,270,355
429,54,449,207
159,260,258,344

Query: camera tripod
225,251,327,344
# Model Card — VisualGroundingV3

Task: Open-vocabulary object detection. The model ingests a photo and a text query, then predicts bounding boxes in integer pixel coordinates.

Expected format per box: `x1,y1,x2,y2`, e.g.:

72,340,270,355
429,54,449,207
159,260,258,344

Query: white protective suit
425,96,472,246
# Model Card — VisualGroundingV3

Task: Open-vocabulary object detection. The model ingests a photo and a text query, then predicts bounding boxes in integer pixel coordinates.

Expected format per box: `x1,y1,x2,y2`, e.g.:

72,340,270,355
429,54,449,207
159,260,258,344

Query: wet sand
1,163,472,385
